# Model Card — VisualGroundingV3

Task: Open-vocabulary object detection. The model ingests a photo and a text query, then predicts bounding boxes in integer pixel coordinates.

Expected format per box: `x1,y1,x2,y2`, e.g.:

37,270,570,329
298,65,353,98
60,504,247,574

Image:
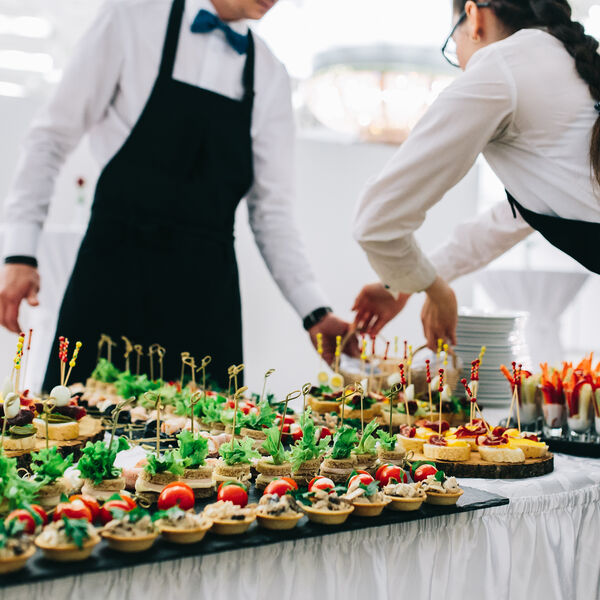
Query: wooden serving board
411,451,554,479
6,416,105,470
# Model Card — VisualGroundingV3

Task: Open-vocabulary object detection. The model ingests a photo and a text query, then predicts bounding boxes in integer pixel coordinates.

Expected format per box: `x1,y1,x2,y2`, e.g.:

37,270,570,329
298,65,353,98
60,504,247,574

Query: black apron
506,191,600,274
43,0,254,391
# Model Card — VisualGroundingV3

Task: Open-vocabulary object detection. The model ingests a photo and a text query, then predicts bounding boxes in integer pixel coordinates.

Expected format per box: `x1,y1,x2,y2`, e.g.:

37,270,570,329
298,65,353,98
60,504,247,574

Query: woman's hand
309,313,360,366
0,264,40,332
352,283,410,336
421,276,457,349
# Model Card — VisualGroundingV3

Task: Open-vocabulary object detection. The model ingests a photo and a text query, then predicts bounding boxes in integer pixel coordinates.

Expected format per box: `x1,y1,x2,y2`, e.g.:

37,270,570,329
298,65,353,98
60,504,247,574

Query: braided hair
453,0,600,188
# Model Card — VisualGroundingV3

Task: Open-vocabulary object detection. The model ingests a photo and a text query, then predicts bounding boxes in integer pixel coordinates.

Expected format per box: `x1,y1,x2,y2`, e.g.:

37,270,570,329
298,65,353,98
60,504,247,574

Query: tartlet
421,474,464,506
256,494,304,530
303,488,354,525
203,501,256,535
100,512,159,553
383,482,426,512
158,510,213,544
35,520,100,562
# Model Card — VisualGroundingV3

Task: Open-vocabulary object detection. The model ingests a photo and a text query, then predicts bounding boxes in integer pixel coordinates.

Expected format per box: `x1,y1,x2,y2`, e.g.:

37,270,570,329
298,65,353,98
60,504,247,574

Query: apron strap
242,32,255,108
159,0,185,80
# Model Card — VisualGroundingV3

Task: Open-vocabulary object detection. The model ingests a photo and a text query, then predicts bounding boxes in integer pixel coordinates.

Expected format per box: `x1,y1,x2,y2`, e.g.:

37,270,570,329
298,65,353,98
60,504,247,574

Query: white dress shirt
3,0,329,319
353,29,600,295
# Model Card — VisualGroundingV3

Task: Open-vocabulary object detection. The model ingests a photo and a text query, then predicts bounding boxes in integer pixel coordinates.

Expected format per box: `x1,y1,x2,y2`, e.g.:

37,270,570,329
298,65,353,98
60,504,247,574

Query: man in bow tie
0,0,358,389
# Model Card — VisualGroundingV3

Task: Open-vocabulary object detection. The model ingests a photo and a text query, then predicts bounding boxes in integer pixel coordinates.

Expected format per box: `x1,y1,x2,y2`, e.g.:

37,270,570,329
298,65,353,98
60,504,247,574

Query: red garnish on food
455,423,487,438
521,433,539,442
416,419,450,433
428,435,448,447
492,426,507,437
476,434,508,446
398,424,416,438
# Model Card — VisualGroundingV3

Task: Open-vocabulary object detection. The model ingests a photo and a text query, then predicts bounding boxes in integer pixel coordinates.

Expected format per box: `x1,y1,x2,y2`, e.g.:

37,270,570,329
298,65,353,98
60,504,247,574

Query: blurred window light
0,50,53,73
583,4,600,38
0,15,52,38
0,80,26,97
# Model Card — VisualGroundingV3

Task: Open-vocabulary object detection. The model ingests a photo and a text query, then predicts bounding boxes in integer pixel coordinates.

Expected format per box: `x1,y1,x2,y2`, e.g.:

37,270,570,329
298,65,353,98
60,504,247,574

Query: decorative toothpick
13,333,25,392
385,383,402,433
278,389,300,448
232,385,249,440
399,363,408,422
334,335,342,373
316,333,324,370
436,338,443,370
21,329,33,391
301,382,311,413
260,368,275,404
148,344,160,381
358,381,366,434
227,365,235,398
340,385,355,428
426,359,433,416
233,364,244,395
134,344,143,375
189,390,202,437
394,336,399,357
461,377,491,434
182,355,197,388
42,398,56,450
383,341,390,361
156,345,166,381
360,339,368,389
181,352,191,387
121,336,133,373
64,341,82,386
407,345,413,387
438,368,444,435
196,355,212,405
109,396,135,452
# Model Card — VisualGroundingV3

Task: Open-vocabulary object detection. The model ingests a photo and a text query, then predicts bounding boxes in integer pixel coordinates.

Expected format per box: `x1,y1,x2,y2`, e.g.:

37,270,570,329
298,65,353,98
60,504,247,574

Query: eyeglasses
441,2,491,67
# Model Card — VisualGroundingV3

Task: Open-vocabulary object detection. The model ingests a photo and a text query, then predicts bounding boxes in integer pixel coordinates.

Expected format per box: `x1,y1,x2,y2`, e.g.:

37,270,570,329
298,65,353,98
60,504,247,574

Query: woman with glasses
352,0,600,349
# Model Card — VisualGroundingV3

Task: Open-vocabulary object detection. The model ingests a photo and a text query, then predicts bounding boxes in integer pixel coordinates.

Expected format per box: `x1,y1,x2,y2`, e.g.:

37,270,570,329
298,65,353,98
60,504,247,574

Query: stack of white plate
454,309,529,408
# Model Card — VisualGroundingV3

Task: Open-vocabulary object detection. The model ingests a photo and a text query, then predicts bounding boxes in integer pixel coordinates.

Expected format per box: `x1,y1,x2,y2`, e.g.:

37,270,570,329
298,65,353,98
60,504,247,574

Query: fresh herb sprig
144,450,185,476
77,437,129,485
354,419,379,456
218,437,260,466
376,429,397,452
30,447,73,486
261,426,288,465
330,426,359,460
289,409,330,472
62,516,91,549
177,430,209,468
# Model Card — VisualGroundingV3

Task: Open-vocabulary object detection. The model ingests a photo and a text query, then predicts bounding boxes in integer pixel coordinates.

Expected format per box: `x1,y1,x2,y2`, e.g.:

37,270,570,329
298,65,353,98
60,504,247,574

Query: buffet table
1,453,598,600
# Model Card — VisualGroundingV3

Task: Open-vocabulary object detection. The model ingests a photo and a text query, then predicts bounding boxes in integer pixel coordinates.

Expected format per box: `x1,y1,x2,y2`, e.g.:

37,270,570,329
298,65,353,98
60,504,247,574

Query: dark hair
453,0,600,188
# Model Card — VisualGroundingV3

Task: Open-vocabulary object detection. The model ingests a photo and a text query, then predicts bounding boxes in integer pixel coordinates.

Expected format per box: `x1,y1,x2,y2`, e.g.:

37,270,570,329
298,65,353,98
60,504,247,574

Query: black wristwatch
303,306,332,331
4,255,38,268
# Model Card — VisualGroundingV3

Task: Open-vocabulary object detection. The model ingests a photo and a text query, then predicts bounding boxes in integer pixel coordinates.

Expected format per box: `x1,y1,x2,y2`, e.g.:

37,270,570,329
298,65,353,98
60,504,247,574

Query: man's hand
0,264,40,332
309,313,360,366
352,283,410,336
421,276,457,349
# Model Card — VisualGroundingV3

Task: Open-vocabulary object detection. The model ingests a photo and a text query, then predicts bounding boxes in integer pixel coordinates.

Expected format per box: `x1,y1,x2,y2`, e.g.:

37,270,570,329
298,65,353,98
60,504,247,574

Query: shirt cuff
429,247,459,283
2,222,42,260
284,280,331,320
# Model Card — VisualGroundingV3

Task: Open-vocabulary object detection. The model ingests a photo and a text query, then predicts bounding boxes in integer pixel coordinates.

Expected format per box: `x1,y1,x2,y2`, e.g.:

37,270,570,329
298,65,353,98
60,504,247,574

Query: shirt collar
186,0,249,35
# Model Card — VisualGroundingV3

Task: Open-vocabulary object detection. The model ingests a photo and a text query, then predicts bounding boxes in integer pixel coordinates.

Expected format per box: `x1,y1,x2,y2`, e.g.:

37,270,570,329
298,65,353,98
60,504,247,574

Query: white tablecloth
2,454,599,600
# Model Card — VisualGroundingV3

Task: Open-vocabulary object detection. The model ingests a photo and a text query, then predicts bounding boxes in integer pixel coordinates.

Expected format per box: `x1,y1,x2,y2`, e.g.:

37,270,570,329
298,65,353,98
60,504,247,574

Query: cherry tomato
348,472,375,488
217,481,248,507
308,476,335,492
413,464,438,482
28,504,48,526
157,482,195,511
276,414,295,426
280,477,298,490
376,465,408,487
99,500,132,525
54,499,92,523
263,478,295,497
69,495,100,523
5,509,37,534
317,426,332,440
283,423,302,442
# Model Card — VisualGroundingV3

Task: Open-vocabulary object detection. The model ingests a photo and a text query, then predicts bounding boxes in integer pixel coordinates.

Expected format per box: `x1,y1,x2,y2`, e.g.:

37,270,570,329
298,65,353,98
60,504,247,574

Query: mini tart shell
0,545,35,574
100,530,159,553
424,488,464,506
350,498,391,517
423,443,471,462
256,512,303,530
302,504,354,525
210,515,256,535
384,495,425,512
159,521,212,544
35,533,100,562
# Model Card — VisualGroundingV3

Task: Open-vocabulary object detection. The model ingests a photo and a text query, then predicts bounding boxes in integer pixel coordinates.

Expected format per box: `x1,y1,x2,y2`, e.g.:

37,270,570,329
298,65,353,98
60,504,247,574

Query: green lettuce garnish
30,447,73,486
330,425,359,460
218,437,260,466
144,450,185,476
354,419,379,455
77,437,129,485
261,426,288,465
91,359,121,383
289,409,330,472
0,450,40,510
240,400,276,430
376,429,397,451
116,373,162,401
177,430,209,468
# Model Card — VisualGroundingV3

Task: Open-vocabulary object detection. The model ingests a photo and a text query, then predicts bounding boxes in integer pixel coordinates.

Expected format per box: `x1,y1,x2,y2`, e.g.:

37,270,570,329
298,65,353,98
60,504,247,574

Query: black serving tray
543,437,600,459
1,485,508,588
